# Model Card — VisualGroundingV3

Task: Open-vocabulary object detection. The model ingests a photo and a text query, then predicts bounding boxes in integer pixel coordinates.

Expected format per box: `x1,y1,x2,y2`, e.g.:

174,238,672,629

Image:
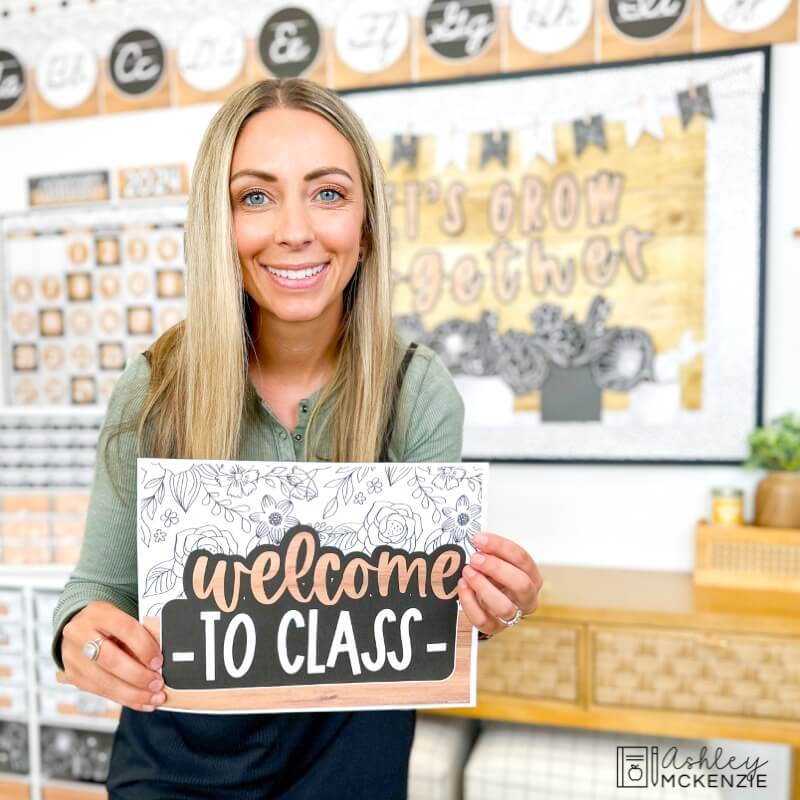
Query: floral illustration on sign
247,494,300,550
143,524,240,598
359,501,424,554
137,460,486,612
439,495,482,547
216,464,258,497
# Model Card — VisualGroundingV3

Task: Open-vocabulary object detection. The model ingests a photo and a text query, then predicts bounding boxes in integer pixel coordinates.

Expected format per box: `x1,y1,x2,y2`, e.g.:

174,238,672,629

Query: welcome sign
136,458,487,713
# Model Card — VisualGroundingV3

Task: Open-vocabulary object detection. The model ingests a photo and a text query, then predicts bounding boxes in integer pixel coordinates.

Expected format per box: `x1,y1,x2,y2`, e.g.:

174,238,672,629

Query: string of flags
389,81,715,170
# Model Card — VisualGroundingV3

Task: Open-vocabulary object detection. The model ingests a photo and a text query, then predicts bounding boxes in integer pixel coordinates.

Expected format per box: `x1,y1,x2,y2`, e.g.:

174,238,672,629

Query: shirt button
294,433,303,441
279,432,288,440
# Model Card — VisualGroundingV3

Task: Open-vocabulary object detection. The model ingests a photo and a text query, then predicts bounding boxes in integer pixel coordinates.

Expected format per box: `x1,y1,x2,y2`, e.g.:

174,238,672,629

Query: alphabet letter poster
136,458,488,713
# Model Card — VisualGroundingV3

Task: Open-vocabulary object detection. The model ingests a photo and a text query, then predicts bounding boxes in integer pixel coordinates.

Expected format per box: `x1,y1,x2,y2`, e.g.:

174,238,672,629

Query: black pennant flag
479,131,509,168
677,84,714,128
390,133,419,168
573,115,607,156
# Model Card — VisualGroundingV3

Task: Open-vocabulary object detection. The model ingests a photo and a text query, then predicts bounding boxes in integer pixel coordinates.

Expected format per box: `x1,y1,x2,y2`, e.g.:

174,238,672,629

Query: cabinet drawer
0,624,24,654
591,625,800,721
38,655,60,689
39,688,120,723
0,653,26,684
34,591,61,626
0,685,27,714
479,621,580,703
43,787,106,800
0,589,23,622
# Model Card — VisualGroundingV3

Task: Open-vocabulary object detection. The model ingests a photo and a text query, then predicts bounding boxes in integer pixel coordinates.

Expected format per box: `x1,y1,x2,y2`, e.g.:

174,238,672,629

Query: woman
52,78,542,799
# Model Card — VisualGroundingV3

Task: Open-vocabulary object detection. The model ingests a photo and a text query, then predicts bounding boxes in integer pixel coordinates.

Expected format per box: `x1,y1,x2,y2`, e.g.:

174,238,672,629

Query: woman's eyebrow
229,167,353,183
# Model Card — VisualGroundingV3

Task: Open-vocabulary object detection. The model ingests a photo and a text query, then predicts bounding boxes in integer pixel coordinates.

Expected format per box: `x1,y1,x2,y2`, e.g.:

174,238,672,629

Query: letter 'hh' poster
136,458,488,713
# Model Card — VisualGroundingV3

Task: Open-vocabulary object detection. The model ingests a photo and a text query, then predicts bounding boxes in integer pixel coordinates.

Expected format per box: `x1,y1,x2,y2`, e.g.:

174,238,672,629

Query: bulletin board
345,48,768,463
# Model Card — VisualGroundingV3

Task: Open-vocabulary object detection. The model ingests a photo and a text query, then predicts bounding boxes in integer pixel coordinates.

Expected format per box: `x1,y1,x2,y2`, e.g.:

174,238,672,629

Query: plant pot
540,365,602,422
754,472,800,529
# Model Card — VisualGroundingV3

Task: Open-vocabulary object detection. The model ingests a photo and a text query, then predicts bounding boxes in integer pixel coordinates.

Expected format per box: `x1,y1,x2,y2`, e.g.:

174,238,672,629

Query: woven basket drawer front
478,622,579,702
591,626,800,721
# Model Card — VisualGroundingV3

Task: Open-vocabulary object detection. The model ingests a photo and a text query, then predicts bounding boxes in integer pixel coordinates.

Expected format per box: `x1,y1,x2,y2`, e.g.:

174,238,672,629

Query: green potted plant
745,412,800,528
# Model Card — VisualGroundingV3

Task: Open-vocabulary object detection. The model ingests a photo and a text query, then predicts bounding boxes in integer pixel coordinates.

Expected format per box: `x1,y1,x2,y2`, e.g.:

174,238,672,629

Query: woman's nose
273,194,314,248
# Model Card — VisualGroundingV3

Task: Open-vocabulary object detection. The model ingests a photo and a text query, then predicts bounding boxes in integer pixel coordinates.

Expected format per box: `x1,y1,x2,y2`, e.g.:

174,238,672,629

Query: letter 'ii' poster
136,458,488,713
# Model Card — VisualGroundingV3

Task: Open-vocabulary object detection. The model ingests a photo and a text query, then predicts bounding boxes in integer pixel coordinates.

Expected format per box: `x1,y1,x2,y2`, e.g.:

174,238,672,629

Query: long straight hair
121,79,401,465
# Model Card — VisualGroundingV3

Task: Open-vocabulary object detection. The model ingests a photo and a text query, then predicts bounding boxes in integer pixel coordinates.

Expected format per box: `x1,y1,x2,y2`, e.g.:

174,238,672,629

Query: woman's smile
260,260,331,289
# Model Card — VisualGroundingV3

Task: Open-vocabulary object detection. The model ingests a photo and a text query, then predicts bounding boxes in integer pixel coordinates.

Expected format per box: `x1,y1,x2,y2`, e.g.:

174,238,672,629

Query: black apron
107,344,419,800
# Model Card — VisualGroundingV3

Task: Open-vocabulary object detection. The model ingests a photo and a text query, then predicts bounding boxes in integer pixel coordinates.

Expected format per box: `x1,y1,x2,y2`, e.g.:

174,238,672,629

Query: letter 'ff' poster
136,458,488,713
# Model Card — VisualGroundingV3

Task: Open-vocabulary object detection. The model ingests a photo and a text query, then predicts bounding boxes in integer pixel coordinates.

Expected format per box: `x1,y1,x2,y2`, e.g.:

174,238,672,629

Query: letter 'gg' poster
136,458,488,713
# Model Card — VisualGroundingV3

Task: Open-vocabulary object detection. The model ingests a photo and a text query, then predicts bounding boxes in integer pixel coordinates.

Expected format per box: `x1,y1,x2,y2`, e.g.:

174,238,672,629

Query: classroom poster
137,458,488,713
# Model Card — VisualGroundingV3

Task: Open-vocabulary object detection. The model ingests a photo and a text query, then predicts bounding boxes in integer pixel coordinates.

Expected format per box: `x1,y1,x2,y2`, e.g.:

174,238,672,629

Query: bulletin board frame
342,46,770,466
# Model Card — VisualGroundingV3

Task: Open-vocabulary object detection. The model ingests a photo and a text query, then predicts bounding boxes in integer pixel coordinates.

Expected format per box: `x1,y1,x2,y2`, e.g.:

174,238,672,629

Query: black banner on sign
161,526,464,691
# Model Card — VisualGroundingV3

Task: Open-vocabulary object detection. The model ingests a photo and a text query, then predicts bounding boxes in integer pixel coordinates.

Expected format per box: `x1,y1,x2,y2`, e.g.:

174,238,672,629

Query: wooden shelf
42,782,106,800
0,777,30,800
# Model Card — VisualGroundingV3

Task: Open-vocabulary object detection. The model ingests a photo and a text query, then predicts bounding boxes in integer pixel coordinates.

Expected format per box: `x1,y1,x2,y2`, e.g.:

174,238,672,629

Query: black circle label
259,8,320,77
424,0,496,60
607,0,688,39
0,49,25,113
109,29,165,96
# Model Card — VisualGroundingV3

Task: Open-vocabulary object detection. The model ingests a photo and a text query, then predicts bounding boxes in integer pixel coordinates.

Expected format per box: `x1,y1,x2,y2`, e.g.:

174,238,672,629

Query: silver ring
498,608,523,627
82,636,104,662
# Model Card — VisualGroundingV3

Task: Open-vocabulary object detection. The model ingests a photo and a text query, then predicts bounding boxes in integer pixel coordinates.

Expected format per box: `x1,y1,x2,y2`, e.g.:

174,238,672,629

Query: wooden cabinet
590,625,800,721
477,621,580,703
434,565,800,799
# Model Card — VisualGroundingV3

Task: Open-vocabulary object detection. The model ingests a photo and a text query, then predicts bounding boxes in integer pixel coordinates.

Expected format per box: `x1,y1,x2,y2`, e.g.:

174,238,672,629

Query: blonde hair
122,79,401,465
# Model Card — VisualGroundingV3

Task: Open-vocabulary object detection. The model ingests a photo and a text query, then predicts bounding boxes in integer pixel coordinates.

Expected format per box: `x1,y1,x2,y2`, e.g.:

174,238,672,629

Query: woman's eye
243,191,267,207
317,188,343,202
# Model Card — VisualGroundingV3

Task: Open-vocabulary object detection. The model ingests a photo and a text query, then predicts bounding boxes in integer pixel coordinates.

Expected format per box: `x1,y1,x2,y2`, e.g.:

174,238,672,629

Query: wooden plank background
386,114,707,414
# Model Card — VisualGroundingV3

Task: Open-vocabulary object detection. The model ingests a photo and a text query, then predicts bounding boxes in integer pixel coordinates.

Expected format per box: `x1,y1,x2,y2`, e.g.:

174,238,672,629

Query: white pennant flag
624,96,664,148
518,120,557,167
433,124,471,172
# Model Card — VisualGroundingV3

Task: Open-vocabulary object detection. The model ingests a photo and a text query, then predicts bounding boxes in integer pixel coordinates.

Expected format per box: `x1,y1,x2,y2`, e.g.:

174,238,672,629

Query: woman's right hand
58,600,165,712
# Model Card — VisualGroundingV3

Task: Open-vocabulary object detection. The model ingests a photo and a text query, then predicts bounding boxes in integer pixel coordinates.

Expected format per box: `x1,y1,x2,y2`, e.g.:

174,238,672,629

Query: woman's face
230,107,366,326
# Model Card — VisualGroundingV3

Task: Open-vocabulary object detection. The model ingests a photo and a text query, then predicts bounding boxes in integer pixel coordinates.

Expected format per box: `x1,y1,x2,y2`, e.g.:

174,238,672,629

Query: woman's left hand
458,532,542,638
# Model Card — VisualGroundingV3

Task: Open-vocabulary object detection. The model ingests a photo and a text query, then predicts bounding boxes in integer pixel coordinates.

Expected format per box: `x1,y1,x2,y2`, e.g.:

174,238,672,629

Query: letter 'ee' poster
136,458,488,713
